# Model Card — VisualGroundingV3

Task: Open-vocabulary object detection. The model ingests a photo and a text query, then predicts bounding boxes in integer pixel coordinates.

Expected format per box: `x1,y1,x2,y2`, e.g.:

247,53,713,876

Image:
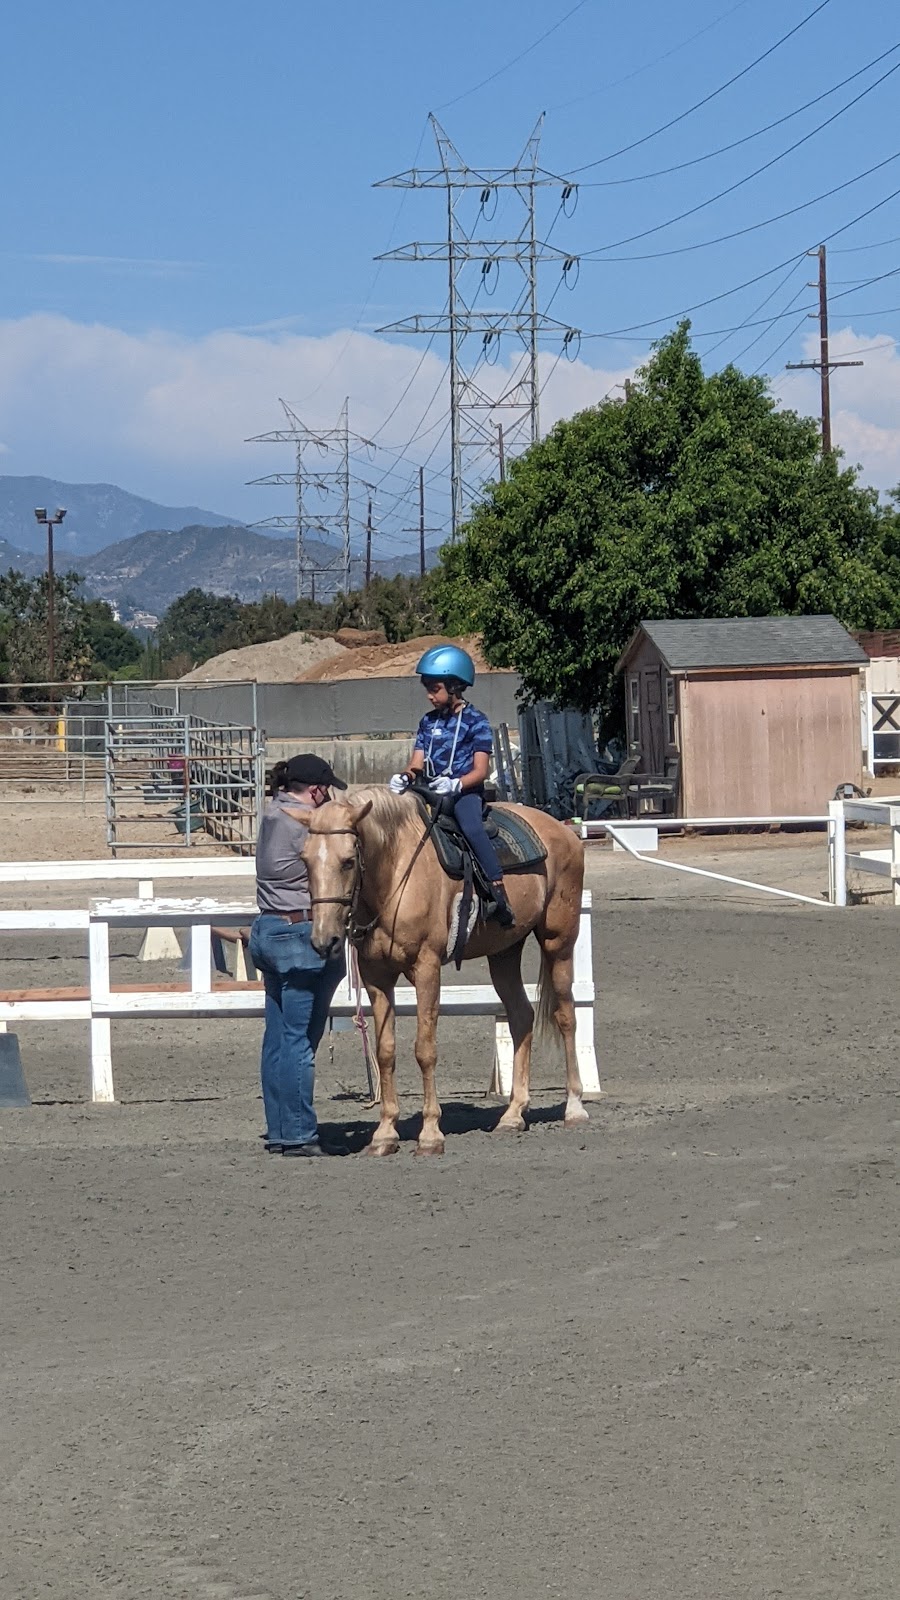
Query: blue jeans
451,790,503,882
248,915,346,1147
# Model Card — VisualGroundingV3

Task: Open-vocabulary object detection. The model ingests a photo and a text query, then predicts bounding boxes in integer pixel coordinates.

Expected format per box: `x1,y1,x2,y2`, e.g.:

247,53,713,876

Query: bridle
306,827,367,921
305,802,442,946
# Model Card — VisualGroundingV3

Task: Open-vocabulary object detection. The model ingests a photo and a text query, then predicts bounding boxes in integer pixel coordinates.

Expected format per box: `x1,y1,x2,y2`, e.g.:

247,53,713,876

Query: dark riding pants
451,789,503,882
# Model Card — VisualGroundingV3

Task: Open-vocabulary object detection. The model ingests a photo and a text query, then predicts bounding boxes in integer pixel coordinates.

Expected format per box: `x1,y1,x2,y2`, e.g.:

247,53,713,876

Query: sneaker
490,886,516,928
282,1139,345,1158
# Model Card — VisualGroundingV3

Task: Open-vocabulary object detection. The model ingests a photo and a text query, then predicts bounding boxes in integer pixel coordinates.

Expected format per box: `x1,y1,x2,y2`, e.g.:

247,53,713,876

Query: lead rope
349,942,380,1106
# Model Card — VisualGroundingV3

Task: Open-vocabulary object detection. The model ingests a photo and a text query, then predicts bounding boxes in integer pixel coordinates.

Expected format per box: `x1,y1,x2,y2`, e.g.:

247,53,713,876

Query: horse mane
348,786,424,853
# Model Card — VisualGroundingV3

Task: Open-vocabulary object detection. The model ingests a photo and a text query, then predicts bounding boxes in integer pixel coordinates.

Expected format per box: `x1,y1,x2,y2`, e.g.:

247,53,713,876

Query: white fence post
88,919,115,1103
828,800,847,907
575,891,601,1096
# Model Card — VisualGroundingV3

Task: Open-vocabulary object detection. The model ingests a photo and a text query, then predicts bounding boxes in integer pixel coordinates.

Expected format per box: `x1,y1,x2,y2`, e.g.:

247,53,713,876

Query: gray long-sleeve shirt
255,793,310,914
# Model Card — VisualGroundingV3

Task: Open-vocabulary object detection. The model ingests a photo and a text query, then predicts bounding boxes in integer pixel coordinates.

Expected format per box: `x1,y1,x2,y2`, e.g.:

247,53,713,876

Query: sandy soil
180,634,346,683
1,854,898,1598
298,634,503,682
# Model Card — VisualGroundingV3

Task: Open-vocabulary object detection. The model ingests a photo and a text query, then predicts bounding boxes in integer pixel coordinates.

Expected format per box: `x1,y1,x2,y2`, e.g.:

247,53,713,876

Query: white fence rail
0,867,599,1106
828,796,900,907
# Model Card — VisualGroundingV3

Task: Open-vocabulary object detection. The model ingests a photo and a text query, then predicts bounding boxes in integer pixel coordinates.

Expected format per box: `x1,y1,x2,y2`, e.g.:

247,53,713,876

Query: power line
435,0,591,111
568,0,831,175
582,153,900,264
703,257,808,360
727,281,812,366
548,0,755,112
576,41,900,188
823,336,896,357
832,233,900,252
291,119,429,408
752,311,814,374
581,59,900,256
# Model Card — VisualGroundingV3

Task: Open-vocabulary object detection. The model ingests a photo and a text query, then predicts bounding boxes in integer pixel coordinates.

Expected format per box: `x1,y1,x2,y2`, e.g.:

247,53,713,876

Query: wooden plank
0,986,91,1002
0,910,90,931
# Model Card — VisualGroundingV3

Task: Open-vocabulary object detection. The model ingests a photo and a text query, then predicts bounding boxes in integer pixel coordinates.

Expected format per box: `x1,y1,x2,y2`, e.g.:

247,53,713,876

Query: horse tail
534,945,561,1050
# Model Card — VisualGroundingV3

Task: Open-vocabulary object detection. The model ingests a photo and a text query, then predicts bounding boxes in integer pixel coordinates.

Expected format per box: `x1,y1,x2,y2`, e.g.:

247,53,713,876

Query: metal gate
105,710,264,855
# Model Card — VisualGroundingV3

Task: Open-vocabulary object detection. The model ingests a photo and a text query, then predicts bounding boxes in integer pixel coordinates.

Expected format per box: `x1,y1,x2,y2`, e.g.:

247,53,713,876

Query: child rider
389,644,515,928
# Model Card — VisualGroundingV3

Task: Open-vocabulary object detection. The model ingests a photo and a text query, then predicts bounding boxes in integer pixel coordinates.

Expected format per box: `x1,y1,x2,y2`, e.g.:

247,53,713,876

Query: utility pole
785,245,863,455
246,399,372,598
497,423,506,483
375,116,579,535
365,497,373,587
402,465,441,576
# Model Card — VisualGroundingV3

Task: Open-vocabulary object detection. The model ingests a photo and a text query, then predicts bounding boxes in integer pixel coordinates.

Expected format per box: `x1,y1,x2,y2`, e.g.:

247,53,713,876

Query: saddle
411,787,547,967
411,791,547,881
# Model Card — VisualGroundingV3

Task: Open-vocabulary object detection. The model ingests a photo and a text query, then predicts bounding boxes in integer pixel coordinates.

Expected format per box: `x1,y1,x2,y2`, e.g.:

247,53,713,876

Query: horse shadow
321,1098,567,1153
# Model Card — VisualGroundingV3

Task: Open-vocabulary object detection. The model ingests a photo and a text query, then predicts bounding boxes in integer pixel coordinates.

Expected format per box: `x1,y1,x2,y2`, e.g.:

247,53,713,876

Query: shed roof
619,615,867,672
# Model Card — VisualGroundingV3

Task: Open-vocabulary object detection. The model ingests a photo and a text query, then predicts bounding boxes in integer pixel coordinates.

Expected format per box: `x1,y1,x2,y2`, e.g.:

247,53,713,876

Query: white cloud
0,312,895,528
775,325,900,493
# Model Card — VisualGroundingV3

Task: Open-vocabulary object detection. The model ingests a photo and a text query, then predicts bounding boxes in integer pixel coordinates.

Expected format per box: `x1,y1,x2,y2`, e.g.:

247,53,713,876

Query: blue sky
1,0,899,555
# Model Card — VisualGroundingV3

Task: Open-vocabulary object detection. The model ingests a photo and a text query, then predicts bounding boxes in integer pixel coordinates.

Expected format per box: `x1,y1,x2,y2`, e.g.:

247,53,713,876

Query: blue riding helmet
415,644,476,688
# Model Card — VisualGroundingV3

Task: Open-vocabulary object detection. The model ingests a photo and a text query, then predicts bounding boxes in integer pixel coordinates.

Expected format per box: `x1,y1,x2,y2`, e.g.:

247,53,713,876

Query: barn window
665,676,678,746
628,675,641,747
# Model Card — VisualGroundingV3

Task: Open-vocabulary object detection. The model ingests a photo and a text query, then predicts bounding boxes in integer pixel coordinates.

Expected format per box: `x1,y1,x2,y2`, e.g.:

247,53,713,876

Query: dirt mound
298,635,504,682
331,628,387,649
179,633,347,683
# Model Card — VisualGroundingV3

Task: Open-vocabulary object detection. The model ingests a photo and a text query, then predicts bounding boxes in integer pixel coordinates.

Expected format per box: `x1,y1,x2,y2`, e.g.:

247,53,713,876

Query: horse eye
341,856,356,870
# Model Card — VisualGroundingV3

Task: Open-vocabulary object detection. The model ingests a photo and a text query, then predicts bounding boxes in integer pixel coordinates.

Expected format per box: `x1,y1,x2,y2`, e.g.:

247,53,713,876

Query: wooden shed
617,616,867,817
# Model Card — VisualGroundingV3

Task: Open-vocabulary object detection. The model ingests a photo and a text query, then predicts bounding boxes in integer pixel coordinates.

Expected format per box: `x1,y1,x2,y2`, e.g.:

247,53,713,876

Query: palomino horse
294,788,588,1155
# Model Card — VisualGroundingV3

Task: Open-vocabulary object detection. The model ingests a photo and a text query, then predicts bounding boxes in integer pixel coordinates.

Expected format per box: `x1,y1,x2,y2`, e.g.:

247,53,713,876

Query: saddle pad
414,798,547,880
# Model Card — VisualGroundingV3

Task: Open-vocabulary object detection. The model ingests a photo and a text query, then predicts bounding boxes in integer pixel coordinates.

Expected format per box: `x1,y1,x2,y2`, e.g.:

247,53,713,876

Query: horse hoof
494,1112,526,1134
365,1138,400,1157
414,1140,445,1157
564,1098,590,1127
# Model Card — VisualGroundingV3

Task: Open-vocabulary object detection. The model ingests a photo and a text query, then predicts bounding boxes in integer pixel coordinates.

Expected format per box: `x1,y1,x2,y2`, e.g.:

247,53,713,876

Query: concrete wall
148,673,521,739
264,737,412,786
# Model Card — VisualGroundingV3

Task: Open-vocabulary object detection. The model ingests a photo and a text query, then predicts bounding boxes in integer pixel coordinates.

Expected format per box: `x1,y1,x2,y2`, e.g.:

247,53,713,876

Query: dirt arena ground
1,836,898,1598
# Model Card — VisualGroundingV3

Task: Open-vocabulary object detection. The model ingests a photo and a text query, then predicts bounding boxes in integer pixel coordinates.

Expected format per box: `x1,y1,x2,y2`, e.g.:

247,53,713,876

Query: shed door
640,667,664,771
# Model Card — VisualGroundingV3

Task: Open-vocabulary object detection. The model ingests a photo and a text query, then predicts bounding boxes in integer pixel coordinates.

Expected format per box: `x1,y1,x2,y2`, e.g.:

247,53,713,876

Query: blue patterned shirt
414,701,494,780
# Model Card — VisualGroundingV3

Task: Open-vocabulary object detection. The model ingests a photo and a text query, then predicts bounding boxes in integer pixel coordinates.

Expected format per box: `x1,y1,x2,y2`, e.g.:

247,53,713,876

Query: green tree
82,599,142,675
0,570,93,690
157,588,243,666
217,594,298,652
431,325,898,716
332,574,438,642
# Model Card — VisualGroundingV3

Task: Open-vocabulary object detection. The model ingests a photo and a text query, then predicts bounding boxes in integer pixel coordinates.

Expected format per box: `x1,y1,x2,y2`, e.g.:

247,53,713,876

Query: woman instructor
249,753,348,1157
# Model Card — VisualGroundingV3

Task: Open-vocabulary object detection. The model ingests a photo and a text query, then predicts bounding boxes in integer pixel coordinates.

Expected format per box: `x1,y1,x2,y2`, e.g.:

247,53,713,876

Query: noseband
306,827,364,913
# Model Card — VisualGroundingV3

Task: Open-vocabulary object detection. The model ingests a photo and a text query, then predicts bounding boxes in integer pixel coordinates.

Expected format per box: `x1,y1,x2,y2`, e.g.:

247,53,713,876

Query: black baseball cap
283,754,347,790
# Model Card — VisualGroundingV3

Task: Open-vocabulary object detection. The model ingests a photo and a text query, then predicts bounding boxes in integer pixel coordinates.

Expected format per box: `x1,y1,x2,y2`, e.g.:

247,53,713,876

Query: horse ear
284,805,314,827
349,797,373,824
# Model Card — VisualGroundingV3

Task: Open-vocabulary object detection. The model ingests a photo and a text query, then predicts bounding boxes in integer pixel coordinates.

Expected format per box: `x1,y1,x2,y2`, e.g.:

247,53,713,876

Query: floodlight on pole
33,507,67,684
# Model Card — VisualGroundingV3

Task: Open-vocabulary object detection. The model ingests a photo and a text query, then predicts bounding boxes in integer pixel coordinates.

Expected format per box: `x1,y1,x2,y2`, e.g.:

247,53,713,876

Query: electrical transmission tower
375,114,580,535
247,399,372,599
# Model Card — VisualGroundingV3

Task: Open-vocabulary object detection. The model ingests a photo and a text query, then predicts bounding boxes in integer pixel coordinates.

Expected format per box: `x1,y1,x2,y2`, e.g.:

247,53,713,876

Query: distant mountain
77,524,437,615
0,476,241,557
0,538,41,577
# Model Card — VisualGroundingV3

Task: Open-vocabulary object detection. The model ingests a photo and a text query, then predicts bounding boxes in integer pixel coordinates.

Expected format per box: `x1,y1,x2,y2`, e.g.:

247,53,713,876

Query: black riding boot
491,880,515,928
